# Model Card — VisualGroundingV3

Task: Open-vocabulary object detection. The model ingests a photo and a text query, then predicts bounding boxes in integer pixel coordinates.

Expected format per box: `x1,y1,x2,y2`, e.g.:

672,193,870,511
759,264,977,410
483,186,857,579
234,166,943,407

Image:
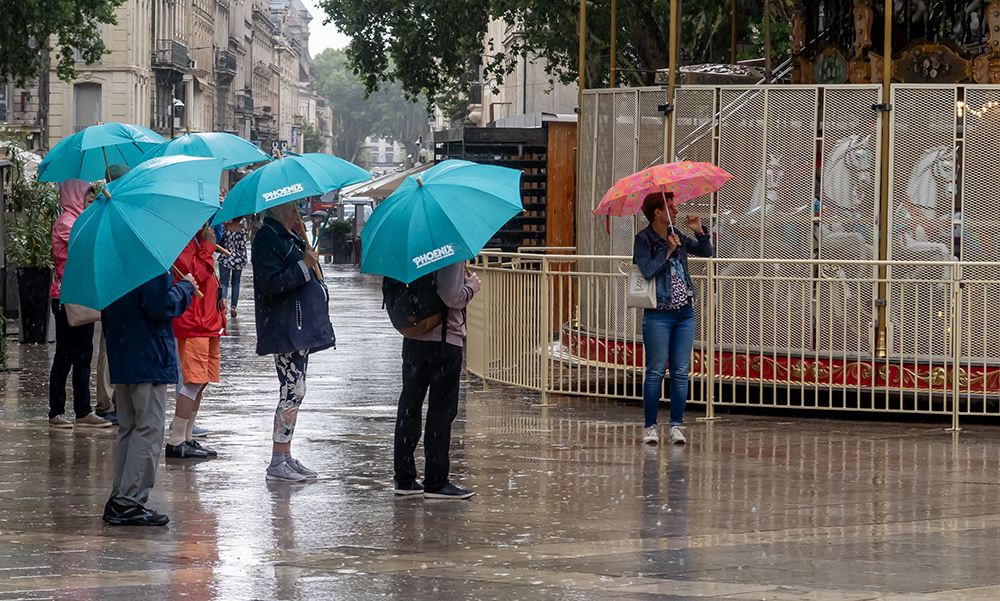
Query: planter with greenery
2,131,59,343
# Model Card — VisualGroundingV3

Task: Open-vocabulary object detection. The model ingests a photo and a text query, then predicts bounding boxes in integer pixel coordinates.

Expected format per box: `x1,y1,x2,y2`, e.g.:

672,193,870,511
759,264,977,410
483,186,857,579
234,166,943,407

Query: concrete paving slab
3,266,1000,599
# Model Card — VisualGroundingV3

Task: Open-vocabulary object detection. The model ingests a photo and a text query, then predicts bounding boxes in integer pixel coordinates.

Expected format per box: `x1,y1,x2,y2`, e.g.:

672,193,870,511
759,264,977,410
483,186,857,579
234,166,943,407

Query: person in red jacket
165,224,225,459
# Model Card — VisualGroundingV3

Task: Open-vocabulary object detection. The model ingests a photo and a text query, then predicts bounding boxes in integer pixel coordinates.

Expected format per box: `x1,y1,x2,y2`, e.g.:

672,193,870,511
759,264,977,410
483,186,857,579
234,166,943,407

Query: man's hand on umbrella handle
685,215,702,232
303,248,319,270
201,225,217,245
467,272,481,294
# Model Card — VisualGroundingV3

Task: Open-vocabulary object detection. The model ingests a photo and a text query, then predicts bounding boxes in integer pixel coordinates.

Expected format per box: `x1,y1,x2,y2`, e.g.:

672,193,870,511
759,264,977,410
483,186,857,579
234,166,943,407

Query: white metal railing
468,251,1000,429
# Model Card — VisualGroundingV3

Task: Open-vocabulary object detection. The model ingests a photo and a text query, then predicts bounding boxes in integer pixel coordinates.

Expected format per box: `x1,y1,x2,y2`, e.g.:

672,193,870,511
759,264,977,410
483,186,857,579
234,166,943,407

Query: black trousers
393,338,463,493
48,299,95,419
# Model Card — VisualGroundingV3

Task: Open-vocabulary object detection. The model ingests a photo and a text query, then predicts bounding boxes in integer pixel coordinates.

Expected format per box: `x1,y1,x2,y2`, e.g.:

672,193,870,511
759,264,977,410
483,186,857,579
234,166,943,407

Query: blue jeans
642,304,696,427
218,265,242,309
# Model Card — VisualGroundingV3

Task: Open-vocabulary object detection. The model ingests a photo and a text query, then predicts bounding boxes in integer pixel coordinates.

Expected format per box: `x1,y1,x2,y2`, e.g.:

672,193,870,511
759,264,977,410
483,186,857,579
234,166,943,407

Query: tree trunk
38,46,50,150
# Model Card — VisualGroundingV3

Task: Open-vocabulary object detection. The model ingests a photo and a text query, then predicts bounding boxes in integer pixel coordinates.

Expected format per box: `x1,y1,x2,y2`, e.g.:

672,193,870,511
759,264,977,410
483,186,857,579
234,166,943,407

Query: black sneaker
393,481,424,496
165,440,210,459
187,440,217,457
423,482,475,499
102,501,169,526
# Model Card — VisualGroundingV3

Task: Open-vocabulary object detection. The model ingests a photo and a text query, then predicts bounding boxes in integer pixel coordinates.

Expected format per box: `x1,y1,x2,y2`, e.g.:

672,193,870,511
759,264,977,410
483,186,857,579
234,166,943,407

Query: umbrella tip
416,177,423,188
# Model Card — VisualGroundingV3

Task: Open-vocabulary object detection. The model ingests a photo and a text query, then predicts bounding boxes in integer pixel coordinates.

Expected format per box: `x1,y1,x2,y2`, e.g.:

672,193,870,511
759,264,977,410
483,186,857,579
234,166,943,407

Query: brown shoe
230,307,237,318
49,415,74,428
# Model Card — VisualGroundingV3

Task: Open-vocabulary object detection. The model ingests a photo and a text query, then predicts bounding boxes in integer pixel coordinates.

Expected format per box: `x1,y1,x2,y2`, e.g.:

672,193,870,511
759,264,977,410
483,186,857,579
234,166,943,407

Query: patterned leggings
273,350,309,443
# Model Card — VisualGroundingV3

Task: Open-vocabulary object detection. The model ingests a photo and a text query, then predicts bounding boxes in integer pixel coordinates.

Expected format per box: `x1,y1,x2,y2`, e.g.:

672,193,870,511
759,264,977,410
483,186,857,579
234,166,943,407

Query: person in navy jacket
633,191,714,446
252,202,335,483
100,271,196,526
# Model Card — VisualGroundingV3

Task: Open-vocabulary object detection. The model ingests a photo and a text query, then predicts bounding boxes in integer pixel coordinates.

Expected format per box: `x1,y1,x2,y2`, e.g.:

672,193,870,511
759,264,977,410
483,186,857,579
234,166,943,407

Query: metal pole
731,0,738,64
538,256,549,406
610,0,617,87
763,0,772,83
876,0,892,358
578,0,586,107
667,0,678,160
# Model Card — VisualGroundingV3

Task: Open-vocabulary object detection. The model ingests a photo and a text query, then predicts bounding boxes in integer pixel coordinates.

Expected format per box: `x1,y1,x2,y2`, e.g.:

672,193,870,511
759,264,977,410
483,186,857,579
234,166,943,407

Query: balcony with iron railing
152,40,189,72
234,91,253,114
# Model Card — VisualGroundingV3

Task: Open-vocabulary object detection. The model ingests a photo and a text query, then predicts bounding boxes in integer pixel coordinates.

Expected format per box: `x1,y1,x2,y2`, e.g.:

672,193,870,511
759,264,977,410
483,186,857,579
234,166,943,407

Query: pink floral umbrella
593,161,733,217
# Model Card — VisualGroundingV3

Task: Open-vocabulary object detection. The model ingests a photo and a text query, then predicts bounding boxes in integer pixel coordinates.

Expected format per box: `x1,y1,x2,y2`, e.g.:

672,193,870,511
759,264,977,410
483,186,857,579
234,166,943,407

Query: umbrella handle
172,266,204,299
295,209,323,280
215,244,232,257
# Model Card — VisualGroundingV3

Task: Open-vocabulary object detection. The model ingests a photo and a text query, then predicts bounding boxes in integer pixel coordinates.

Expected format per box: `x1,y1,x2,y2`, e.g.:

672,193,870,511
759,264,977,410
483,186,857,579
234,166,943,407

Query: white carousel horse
822,134,873,211
903,145,955,221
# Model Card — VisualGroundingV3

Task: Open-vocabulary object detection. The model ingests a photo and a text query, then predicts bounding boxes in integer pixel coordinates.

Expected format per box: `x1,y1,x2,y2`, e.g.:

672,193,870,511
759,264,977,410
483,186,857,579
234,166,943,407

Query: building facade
1,0,332,157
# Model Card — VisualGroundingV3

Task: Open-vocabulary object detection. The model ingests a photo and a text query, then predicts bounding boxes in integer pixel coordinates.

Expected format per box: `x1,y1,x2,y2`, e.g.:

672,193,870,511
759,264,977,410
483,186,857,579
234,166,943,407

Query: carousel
541,0,1000,420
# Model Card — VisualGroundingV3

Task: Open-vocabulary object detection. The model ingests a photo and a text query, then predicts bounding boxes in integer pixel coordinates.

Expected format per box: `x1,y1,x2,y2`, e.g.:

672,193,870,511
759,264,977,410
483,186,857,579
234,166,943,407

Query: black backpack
382,273,449,340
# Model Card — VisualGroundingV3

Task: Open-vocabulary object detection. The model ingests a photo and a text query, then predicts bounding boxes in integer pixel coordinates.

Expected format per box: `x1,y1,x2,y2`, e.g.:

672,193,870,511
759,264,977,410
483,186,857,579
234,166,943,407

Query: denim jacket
633,223,714,308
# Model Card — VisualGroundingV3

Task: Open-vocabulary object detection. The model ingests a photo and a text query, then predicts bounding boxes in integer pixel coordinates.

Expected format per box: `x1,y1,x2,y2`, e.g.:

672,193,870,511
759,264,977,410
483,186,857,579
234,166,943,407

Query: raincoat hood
51,179,91,298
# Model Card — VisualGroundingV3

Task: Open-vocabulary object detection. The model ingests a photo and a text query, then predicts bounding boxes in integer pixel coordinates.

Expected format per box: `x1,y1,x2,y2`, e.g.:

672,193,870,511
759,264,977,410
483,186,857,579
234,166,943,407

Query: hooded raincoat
50,179,90,299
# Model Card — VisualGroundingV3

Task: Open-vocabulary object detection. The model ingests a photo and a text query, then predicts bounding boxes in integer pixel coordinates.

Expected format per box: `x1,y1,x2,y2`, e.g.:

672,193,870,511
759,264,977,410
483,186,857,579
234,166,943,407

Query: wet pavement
4,265,1000,599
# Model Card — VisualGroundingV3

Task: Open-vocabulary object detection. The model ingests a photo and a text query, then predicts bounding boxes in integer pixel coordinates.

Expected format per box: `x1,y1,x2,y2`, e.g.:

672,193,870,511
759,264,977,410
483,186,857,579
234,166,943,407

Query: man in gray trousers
100,270,195,526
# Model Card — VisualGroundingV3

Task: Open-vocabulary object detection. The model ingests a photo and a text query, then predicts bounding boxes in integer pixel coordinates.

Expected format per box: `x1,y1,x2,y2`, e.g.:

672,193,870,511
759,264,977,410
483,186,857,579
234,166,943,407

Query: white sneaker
668,425,687,444
642,425,659,444
265,461,306,482
286,457,318,480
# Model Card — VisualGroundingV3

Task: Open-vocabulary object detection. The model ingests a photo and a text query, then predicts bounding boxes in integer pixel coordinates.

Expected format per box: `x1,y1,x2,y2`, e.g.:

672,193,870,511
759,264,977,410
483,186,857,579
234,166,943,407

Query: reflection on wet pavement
3,266,1000,599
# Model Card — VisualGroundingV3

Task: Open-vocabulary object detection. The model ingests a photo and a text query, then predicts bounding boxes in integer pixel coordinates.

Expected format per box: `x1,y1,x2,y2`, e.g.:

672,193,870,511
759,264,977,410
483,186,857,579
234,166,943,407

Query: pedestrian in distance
164,224,226,459
252,201,335,483
391,262,481,499
94,163,132,426
218,217,248,319
48,179,112,429
633,191,714,445
101,270,197,526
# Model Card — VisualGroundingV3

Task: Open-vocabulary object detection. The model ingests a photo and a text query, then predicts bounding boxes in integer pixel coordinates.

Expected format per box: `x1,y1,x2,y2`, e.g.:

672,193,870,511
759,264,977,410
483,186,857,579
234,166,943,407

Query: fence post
948,264,962,432
538,255,550,406
699,256,719,422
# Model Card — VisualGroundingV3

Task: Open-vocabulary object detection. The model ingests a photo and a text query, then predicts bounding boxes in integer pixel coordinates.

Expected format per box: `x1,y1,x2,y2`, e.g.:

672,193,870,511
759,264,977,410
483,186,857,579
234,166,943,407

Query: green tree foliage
0,0,126,88
314,48,429,166
1,131,59,268
302,121,324,153
319,0,790,110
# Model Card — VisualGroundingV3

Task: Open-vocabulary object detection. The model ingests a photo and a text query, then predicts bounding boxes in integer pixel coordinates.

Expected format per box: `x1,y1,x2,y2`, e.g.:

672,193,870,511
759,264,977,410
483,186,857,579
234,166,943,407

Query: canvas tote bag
626,264,656,309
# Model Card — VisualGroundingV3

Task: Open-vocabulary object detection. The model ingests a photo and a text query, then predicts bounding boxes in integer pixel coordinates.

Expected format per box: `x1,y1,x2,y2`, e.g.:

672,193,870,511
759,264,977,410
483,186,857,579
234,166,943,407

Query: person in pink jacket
48,179,112,428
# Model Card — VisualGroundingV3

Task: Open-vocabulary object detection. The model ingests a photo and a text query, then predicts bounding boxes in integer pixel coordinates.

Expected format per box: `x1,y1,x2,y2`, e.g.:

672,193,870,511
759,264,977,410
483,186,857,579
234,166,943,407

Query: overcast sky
299,0,352,57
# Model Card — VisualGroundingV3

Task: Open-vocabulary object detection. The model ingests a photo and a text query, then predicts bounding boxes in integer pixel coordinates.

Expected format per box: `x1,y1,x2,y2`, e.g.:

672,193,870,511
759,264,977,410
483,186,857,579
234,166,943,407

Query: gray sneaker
668,425,687,445
76,412,113,428
265,461,306,482
286,457,317,480
642,425,659,444
49,415,74,428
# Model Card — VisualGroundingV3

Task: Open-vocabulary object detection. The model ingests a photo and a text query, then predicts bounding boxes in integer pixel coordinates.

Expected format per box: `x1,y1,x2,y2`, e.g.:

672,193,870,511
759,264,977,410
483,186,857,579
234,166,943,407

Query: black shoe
393,481,424,496
187,440,217,457
102,501,169,526
423,482,475,499
165,440,210,459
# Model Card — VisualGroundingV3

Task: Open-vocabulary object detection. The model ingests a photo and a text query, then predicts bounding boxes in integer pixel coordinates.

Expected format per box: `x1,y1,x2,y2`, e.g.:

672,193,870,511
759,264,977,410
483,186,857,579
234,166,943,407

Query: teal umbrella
59,155,225,310
37,123,166,182
296,153,372,185
210,154,370,225
139,131,271,170
360,160,523,283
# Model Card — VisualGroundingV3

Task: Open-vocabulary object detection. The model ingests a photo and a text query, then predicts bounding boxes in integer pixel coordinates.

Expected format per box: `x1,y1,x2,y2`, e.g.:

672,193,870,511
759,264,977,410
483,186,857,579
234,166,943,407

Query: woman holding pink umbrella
595,162,730,446
633,191,713,445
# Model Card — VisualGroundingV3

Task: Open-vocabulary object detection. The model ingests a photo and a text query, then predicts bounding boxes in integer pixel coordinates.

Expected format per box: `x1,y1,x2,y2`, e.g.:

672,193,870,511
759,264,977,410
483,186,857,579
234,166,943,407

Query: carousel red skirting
562,329,1000,394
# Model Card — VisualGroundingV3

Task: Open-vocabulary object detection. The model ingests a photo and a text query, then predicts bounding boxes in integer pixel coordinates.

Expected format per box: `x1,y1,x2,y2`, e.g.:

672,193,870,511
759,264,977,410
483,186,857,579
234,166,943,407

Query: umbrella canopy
37,123,166,182
360,159,523,284
210,154,370,225
139,132,271,170
59,155,225,310
295,153,371,186
593,161,733,216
